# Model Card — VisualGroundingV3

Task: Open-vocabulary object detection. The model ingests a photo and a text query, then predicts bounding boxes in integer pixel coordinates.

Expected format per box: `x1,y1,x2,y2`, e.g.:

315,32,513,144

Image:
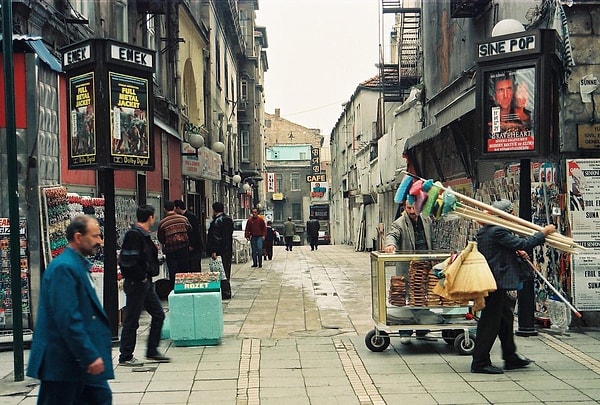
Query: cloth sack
209,257,227,280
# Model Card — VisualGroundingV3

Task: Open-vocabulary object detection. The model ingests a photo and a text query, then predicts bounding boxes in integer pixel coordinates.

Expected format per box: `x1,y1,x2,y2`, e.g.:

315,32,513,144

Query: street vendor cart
365,251,478,355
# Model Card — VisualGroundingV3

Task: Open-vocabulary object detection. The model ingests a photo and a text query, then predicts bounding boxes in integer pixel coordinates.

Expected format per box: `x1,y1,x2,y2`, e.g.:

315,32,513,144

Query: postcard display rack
366,251,478,355
40,186,137,308
0,218,32,340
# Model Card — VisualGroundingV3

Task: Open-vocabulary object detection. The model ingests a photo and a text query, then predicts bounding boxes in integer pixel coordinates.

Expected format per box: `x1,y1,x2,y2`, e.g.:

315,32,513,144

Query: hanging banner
566,159,600,310
266,172,276,192
311,147,321,174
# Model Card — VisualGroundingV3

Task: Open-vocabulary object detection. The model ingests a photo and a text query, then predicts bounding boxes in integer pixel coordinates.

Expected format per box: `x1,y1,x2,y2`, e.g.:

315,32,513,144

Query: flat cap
492,199,514,213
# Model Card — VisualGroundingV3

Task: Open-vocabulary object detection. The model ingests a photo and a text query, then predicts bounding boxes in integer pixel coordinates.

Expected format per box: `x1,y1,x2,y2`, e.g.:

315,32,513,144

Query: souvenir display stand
168,272,223,346
366,251,478,355
0,218,32,342
40,187,142,312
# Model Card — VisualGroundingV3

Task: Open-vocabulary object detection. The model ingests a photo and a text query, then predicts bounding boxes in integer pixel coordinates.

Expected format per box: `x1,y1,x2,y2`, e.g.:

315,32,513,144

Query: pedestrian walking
174,199,203,272
157,200,191,292
283,216,296,251
118,204,170,367
206,202,234,299
306,216,321,251
471,199,556,374
245,207,266,267
263,220,277,260
27,215,114,405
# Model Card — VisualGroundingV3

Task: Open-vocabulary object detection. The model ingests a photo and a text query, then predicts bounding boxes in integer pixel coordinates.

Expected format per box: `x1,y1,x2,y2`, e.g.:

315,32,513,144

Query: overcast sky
256,0,392,137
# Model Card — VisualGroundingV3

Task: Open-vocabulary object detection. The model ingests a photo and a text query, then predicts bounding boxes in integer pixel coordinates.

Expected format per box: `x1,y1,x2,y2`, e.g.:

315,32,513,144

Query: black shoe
259,265,262,268
222,294,231,300
251,264,257,268
471,364,503,374
311,248,314,251
504,358,531,370
146,354,171,363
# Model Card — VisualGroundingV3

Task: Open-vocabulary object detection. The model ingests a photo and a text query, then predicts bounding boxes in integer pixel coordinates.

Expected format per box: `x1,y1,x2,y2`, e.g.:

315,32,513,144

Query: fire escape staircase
381,1,421,102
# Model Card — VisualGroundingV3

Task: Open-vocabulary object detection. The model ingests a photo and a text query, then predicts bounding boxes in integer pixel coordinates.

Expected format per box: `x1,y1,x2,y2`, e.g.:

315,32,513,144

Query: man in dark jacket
471,199,555,374
206,202,234,299
118,204,170,366
27,215,114,404
174,199,203,272
306,216,321,251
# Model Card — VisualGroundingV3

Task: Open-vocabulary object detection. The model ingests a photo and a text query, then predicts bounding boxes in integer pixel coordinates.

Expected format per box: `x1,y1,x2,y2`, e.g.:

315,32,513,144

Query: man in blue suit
28,215,114,404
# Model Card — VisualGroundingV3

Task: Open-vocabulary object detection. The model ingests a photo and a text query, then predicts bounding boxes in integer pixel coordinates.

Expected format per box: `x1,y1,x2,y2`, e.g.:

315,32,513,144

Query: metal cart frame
366,251,478,355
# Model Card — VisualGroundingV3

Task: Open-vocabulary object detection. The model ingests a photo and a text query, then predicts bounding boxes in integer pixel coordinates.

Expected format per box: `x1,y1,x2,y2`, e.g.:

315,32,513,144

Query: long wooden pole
525,258,582,318
454,205,582,253
401,171,585,252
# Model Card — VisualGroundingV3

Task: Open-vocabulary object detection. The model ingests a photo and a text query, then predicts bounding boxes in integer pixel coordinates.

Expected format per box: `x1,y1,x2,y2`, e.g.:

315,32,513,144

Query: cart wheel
442,329,460,345
365,329,390,352
454,332,476,355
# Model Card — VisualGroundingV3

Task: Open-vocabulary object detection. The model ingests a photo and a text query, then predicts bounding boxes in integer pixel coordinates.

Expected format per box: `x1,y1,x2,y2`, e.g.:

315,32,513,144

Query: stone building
263,110,325,242
0,0,267,336
330,0,600,325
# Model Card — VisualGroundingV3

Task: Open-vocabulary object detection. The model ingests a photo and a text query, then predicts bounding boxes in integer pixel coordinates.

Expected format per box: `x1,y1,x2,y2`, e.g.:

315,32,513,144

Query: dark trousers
165,249,189,292
472,289,518,368
119,279,165,362
308,233,318,250
263,241,273,259
188,248,202,272
38,380,112,405
220,253,232,298
284,236,293,251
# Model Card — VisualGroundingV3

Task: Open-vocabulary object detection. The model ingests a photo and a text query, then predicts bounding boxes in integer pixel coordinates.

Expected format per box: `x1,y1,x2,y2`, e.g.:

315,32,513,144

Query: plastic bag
208,257,227,280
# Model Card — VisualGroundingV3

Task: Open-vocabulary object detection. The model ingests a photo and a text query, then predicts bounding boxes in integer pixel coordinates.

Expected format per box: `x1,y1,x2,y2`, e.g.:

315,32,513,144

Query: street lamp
232,174,242,184
181,124,207,156
212,141,225,154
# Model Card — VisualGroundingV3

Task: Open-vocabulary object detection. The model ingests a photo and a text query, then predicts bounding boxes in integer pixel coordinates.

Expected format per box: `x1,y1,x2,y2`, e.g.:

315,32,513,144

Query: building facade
330,0,600,324
1,0,267,333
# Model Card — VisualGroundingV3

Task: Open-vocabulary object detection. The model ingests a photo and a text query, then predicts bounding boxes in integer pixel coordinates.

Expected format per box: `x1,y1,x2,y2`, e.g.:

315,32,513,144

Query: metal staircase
381,1,421,102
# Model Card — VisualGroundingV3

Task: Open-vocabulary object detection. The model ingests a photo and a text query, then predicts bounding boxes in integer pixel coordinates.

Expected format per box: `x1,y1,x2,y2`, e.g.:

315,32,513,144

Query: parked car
318,231,330,245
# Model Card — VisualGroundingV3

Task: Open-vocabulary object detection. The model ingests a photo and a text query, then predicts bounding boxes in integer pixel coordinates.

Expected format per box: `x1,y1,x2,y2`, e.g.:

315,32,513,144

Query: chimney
275,108,280,118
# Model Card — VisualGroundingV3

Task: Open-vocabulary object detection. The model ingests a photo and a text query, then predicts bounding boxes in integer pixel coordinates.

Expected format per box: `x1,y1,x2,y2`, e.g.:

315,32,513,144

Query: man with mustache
28,215,114,404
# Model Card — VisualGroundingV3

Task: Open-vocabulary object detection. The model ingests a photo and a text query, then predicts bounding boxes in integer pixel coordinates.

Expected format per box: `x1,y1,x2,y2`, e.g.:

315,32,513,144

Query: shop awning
0,34,61,72
155,116,181,140
404,124,440,152
434,87,476,129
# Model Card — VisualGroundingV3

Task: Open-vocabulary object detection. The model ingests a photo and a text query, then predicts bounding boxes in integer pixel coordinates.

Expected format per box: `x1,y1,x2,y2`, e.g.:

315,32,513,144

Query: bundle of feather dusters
394,175,457,218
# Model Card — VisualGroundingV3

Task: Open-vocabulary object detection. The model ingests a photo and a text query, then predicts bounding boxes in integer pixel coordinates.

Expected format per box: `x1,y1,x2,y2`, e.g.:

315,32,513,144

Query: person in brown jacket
157,200,191,292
